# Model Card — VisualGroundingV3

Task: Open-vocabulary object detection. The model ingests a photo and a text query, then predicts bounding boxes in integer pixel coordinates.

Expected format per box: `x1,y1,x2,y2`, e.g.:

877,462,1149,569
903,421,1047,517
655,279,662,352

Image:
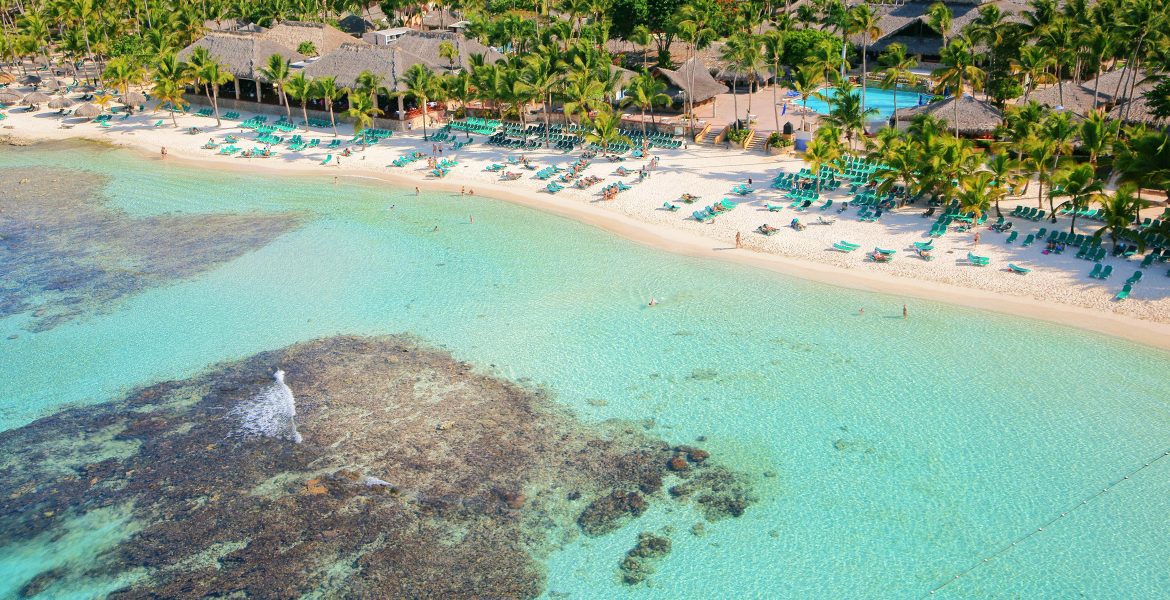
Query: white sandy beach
4,103,1169,348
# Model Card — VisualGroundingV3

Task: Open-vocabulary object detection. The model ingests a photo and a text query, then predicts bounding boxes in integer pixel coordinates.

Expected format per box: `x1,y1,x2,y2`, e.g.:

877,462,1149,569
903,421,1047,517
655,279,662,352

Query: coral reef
619,532,673,585
0,167,302,330
0,336,756,598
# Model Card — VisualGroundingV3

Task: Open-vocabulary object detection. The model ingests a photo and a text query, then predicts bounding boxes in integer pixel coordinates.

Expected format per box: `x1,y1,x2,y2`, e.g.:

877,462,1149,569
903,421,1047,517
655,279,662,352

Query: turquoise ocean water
2,143,1170,598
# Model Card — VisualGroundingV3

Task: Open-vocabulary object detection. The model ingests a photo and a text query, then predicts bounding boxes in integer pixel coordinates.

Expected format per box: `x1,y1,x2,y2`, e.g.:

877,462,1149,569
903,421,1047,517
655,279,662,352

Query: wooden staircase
743,129,766,153
697,125,722,146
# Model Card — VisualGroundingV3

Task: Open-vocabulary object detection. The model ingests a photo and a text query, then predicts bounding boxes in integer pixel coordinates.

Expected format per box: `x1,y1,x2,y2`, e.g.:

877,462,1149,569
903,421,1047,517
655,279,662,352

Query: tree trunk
771,59,780,135
861,42,867,112
953,74,962,137
421,101,428,138
301,100,309,132
329,100,337,136
212,84,221,127
731,73,740,128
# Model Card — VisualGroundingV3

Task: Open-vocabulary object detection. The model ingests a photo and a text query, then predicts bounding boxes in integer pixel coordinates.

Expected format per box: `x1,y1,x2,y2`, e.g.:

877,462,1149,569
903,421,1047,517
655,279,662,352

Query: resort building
178,32,309,103
855,0,1029,59
654,57,729,116
896,94,1003,138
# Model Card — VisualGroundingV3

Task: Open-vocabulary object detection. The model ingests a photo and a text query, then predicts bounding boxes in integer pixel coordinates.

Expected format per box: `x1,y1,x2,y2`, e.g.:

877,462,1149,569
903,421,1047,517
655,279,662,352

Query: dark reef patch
0,167,302,330
619,531,673,585
0,336,755,598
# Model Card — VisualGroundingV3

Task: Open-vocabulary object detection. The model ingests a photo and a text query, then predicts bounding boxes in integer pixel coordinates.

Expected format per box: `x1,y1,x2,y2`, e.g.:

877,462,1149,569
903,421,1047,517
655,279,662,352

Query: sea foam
229,370,302,443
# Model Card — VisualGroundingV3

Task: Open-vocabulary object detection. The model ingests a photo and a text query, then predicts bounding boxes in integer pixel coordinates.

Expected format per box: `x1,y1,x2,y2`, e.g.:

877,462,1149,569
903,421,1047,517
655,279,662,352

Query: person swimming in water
649,297,658,306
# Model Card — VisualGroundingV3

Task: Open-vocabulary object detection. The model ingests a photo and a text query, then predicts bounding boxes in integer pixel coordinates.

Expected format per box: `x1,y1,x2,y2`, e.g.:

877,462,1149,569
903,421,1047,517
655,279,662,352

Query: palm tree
438,40,459,70
957,170,997,227
820,81,877,151
620,70,671,138
313,76,344,137
806,38,845,85
925,1,952,48
1010,44,1056,103
1051,164,1104,234
630,24,652,70
202,61,234,127
720,35,746,129
585,107,633,154
285,72,315,132
355,70,387,112
150,52,190,128
102,56,145,112
397,63,440,138
932,37,985,137
762,30,785,136
847,4,880,112
791,65,823,132
444,71,474,135
877,43,917,126
518,54,562,144
260,54,292,119
803,127,843,194
1094,184,1149,251
1039,110,1077,220
1079,109,1118,169
675,0,718,136
560,75,603,126
985,152,1021,217
346,92,384,135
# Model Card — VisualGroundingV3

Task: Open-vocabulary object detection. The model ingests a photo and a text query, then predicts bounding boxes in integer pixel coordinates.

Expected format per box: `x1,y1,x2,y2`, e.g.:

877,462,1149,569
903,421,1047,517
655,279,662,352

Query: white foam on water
229,369,302,443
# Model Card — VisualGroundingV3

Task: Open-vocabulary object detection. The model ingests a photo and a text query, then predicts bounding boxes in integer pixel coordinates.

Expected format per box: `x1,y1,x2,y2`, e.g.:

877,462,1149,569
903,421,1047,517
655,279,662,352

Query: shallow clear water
802,85,932,120
3,142,1170,598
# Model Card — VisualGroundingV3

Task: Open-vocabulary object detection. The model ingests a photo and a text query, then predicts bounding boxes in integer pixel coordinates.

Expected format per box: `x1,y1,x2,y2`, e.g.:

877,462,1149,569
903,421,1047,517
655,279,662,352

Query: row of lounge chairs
390,151,426,167
1010,206,1048,221
693,199,737,222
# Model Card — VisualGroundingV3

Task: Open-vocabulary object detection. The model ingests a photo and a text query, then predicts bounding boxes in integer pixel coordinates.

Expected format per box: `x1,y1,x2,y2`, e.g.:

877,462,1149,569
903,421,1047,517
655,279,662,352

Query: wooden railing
694,122,711,144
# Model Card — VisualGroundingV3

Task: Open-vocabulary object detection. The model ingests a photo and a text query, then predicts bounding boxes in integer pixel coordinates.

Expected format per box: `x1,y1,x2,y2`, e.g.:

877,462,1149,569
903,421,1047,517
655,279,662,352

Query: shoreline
5,116,1170,351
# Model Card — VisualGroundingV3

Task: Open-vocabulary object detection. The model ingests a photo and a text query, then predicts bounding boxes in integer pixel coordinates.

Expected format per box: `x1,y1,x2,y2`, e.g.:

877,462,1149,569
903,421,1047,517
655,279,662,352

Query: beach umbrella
23,91,51,105
121,91,147,106
73,103,102,119
0,91,21,104
48,95,74,109
0,72,14,85
19,74,41,85
75,84,96,93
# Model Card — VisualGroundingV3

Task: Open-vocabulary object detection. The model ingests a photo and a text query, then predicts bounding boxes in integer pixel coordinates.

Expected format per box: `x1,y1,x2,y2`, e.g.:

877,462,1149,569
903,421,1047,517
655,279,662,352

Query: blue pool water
2,142,1170,598
801,85,931,120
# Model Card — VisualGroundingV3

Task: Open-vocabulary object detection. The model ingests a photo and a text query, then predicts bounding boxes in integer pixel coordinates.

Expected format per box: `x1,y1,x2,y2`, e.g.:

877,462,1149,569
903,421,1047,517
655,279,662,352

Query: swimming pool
800,84,933,120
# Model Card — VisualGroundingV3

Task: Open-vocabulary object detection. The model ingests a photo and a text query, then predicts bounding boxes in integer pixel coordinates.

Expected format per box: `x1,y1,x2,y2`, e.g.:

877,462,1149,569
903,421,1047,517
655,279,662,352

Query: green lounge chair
874,247,896,255
1008,263,1031,274
663,202,680,212
838,241,861,250
1141,254,1156,268
1021,233,1035,247
1006,231,1018,244
1115,284,1132,300
1099,265,1113,279
967,252,990,266
832,242,858,252
321,154,332,165
1088,264,1103,278
766,203,784,212
1125,270,1144,285
913,241,934,250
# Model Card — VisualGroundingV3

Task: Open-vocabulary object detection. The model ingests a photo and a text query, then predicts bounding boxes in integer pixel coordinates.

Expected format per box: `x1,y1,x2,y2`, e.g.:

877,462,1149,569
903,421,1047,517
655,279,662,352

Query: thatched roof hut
855,0,1030,57
23,91,51,105
655,57,728,104
179,32,307,80
1086,68,1158,103
1023,82,1103,114
302,43,404,91
0,72,13,85
384,30,502,71
48,95,74,109
0,91,22,104
1108,96,1166,126
261,21,361,55
898,95,1003,135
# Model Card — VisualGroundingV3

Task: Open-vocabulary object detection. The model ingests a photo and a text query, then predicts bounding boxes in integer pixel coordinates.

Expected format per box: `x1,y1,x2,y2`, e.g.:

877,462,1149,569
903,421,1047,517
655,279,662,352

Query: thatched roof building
853,0,1029,57
655,57,728,105
384,30,501,71
261,21,361,55
1023,82,1103,115
179,32,307,80
898,94,1003,135
302,43,404,91
1108,96,1166,126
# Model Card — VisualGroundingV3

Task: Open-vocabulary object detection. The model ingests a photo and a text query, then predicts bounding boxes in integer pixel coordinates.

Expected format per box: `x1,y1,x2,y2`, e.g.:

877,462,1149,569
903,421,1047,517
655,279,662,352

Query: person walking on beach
415,186,420,196
973,231,981,247
461,186,465,196
160,146,167,157
903,304,908,319
735,232,742,248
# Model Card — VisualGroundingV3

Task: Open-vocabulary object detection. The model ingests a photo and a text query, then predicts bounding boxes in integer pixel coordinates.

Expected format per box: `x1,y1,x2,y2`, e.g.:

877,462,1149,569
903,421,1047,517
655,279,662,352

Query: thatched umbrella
19,74,41,85
121,91,147,106
75,84,96,93
73,103,102,119
48,95,74,109
23,91,51,106
0,91,22,104
0,72,14,85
